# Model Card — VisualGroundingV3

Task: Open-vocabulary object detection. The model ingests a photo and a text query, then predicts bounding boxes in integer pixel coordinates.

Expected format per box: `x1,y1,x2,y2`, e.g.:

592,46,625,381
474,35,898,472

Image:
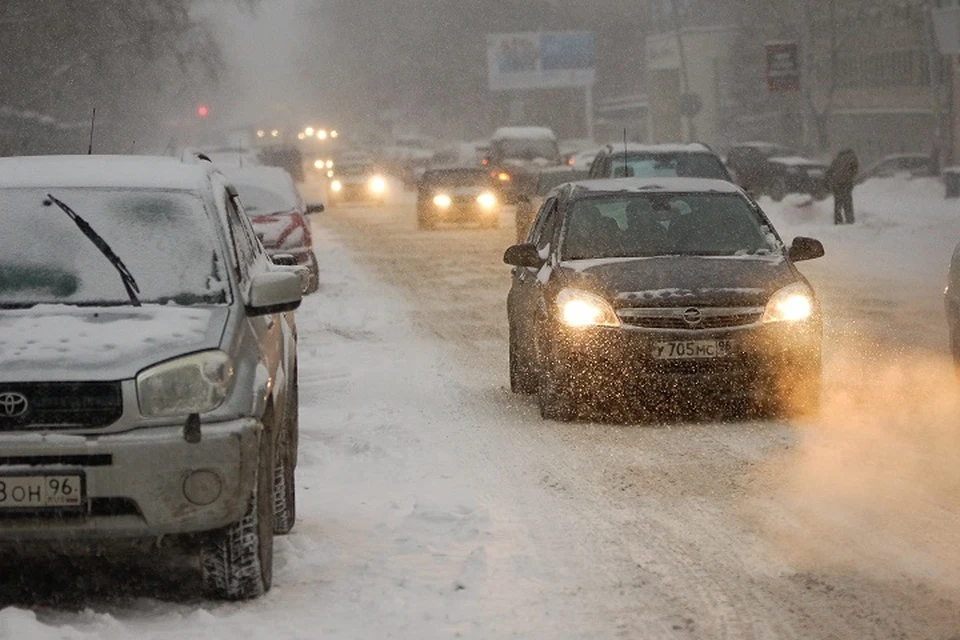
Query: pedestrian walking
826,149,859,225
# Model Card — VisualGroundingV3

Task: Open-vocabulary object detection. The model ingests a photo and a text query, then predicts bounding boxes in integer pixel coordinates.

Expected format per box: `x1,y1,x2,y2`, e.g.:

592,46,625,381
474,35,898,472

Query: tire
536,334,578,421
769,178,787,202
201,425,275,600
509,325,537,395
274,376,298,535
305,253,319,295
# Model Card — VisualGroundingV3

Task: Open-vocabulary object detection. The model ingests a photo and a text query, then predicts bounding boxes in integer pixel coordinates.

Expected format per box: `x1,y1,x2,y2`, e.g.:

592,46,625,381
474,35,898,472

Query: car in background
858,153,939,184
586,143,731,182
417,167,500,230
725,142,797,194
566,148,602,172
504,178,824,421
0,155,303,600
257,145,305,184
484,126,563,203
329,158,388,206
222,165,322,294
947,240,960,379
515,166,587,243
763,156,829,202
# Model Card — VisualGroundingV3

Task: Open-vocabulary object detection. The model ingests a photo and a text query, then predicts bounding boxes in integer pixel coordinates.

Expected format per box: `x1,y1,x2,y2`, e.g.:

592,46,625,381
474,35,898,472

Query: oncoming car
0,155,303,600
417,167,500,230
504,178,825,421
329,160,387,205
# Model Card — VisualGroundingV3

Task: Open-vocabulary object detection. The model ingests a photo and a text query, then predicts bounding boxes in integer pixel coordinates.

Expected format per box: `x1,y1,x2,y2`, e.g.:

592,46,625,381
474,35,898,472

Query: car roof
603,142,714,154
567,177,743,195
220,165,296,192
0,155,214,191
492,126,557,141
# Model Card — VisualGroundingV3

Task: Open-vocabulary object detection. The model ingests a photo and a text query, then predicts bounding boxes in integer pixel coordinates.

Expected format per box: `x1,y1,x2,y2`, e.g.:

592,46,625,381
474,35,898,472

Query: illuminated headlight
497,172,511,182
331,179,343,192
763,283,815,323
556,288,620,328
369,176,387,193
137,351,234,417
327,170,335,178
477,192,497,209
326,160,334,169
433,194,452,208
313,159,325,170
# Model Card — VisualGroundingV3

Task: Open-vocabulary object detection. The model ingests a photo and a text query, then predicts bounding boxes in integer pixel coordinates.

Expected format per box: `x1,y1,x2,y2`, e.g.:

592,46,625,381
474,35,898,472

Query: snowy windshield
562,193,779,260
235,183,294,215
493,139,560,162
0,188,228,307
611,153,729,180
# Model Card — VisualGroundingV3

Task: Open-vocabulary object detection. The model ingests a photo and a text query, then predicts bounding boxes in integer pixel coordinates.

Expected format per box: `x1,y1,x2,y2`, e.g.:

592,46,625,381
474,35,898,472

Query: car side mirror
271,253,297,267
788,237,825,262
306,202,325,214
503,243,545,268
247,272,302,316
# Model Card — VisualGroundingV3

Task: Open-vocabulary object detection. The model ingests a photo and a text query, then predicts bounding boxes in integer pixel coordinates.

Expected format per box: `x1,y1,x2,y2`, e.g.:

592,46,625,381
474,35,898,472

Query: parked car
0,155,303,600
484,126,563,203
947,240,960,379
764,156,829,202
586,143,731,182
222,165,322,294
417,167,500,230
858,153,939,184
504,177,824,421
329,158,387,206
725,142,796,193
515,166,587,243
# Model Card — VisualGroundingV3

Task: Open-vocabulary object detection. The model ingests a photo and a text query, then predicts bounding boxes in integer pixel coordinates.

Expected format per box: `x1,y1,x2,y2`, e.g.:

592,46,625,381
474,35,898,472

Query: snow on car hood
0,305,228,382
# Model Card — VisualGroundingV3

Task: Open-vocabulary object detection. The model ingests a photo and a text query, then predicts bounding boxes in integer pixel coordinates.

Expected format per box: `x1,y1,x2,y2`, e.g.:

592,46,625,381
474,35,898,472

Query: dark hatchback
504,178,825,421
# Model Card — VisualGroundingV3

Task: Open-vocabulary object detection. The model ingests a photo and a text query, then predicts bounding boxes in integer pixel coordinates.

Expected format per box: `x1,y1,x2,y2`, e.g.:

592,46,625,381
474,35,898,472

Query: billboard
487,31,596,91
766,41,800,92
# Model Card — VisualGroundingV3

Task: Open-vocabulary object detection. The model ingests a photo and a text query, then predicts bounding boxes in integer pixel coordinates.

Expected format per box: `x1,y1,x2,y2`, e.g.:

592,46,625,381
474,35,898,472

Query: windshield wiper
45,194,141,307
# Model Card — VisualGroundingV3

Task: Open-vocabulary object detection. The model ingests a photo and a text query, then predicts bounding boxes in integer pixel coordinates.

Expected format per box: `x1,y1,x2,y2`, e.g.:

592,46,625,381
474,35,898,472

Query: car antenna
623,128,628,176
87,107,96,155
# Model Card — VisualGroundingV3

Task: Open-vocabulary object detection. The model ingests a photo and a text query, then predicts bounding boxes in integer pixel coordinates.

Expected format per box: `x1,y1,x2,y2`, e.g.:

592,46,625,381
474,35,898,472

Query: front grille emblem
682,308,703,326
0,392,29,418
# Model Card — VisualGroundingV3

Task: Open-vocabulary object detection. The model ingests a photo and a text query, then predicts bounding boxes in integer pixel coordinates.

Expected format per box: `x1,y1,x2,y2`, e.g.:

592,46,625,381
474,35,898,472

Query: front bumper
0,419,260,542
335,182,384,202
549,321,821,398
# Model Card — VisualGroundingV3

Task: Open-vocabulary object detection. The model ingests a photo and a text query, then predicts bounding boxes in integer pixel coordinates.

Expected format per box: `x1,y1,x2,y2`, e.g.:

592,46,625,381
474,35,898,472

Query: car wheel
769,178,788,202
509,325,537,395
305,253,320,295
536,335,577,421
274,377,298,535
201,422,275,600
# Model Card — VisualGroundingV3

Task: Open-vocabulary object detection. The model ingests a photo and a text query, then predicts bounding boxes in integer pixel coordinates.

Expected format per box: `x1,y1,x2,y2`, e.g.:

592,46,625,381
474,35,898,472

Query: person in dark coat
826,149,859,225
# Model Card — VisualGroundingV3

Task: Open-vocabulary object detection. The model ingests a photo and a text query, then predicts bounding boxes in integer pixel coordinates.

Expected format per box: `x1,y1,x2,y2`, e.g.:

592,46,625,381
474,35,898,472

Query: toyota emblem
682,308,703,326
0,392,28,418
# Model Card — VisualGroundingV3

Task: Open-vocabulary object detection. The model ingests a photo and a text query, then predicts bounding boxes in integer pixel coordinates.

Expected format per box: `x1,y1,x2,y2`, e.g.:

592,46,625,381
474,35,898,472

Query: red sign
766,41,800,92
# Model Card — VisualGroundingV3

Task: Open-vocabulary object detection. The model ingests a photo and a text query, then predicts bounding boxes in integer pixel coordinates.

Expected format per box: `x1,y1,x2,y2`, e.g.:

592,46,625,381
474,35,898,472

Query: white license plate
0,474,84,509
653,340,734,360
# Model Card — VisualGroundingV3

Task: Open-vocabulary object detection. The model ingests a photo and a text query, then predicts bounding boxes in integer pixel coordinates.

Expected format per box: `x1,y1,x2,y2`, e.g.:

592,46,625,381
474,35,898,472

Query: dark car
504,178,825,421
858,153,939,184
485,127,563,203
515,166,588,243
586,143,731,182
417,167,500,230
947,241,960,379
726,142,796,193
764,156,829,202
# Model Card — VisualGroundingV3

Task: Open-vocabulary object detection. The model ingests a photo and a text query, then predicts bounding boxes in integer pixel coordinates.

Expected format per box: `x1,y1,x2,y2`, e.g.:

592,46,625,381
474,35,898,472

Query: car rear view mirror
503,243,546,268
788,237,825,262
247,272,302,316
306,202,325,214
271,253,297,267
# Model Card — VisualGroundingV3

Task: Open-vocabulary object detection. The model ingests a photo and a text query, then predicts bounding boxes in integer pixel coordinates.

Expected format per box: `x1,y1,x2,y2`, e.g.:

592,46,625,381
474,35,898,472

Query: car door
509,197,560,350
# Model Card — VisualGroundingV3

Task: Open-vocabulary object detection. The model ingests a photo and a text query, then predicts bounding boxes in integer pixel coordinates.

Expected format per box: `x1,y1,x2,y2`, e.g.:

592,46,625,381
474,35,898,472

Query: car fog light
183,470,222,506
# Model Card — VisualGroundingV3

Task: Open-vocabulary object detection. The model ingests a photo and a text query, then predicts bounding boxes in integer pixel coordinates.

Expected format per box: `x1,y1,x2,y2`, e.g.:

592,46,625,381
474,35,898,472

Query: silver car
0,155,302,600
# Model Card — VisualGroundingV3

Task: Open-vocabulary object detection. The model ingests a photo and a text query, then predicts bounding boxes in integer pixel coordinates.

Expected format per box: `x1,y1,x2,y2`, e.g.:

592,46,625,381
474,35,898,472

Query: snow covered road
4,179,960,638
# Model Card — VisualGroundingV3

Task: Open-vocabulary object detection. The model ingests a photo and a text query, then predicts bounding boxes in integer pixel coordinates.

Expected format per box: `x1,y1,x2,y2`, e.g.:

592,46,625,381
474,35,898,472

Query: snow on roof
768,156,826,167
492,127,557,141
0,155,212,191
221,165,297,199
606,142,714,154
570,177,742,195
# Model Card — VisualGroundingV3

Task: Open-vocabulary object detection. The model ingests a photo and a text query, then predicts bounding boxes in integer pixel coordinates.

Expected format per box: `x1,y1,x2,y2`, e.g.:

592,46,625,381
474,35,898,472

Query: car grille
0,382,123,430
618,308,763,331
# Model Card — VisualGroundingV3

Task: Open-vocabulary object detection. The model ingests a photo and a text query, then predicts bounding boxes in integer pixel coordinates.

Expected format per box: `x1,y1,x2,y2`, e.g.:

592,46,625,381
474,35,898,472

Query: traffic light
197,105,209,118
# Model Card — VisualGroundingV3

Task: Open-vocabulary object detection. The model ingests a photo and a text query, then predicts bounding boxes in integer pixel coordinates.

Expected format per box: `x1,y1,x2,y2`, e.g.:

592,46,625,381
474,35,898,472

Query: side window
535,201,561,253
527,196,557,244
224,192,256,282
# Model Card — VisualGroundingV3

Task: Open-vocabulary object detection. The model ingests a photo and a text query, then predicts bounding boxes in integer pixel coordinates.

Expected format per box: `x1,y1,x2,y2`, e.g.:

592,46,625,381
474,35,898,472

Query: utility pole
670,0,697,141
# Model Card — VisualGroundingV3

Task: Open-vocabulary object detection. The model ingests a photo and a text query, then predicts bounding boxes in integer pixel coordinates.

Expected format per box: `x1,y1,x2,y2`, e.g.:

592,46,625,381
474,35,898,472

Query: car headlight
137,351,234,417
433,194,452,208
477,192,497,209
331,179,342,192
369,176,387,193
763,283,815,323
556,288,620,328
496,172,511,182
313,159,325,170
326,160,334,169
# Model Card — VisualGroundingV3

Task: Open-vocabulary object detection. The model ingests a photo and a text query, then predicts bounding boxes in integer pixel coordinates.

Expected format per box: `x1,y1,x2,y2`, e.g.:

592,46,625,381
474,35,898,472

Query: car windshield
610,153,729,180
235,183,295,215
0,188,228,307
494,139,560,162
562,193,780,260
423,170,492,189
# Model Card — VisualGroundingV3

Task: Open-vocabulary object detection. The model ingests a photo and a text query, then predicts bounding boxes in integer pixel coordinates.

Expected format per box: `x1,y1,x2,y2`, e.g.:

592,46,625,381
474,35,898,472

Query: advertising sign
766,41,800,92
487,31,596,91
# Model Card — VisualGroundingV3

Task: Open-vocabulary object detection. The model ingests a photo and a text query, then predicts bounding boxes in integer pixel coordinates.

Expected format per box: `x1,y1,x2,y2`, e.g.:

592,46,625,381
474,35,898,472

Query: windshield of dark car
235,183,295,215
423,170,493,189
610,153,729,180
561,193,780,260
0,188,228,307
494,139,560,162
